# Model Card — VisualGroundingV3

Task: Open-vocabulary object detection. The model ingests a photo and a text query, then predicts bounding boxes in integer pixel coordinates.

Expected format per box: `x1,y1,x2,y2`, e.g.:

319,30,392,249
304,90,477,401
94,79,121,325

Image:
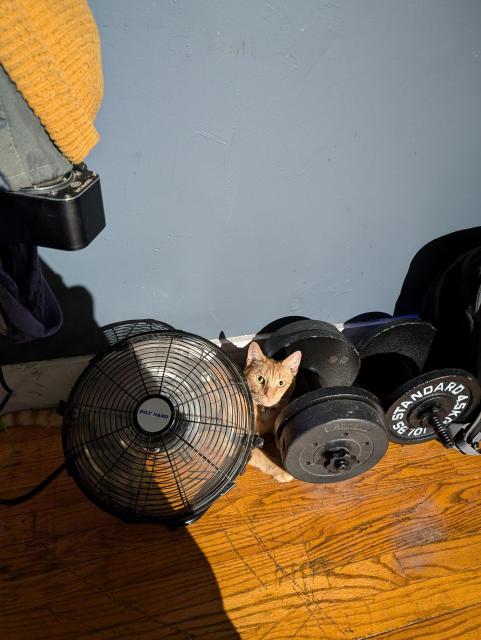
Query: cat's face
244,341,302,408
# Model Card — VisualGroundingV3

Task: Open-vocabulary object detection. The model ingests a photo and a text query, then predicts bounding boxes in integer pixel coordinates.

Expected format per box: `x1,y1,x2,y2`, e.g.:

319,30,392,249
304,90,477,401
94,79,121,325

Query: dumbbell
275,385,388,483
258,317,389,483
385,368,481,447
342,314,437,408
341,314,481,449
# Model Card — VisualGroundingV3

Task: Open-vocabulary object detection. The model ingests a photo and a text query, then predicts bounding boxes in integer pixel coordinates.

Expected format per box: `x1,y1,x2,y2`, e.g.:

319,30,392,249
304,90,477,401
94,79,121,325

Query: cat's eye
256,375,265,384
278,380,284,387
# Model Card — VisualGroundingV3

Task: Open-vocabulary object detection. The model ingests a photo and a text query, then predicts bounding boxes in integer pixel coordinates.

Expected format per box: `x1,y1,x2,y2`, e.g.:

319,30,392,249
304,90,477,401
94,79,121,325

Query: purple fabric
0,244,62,342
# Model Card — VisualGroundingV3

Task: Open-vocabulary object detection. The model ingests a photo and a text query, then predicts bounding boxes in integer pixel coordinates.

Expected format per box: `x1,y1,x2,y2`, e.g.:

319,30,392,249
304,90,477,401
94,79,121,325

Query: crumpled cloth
0,244,62,342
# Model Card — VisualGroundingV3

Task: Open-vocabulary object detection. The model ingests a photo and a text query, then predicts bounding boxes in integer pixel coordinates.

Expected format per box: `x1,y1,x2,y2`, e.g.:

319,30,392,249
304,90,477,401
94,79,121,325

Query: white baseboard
1,355,92,414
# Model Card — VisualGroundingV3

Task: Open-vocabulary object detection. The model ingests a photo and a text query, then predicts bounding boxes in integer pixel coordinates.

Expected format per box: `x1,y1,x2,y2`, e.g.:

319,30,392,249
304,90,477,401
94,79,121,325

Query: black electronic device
0,164,106,250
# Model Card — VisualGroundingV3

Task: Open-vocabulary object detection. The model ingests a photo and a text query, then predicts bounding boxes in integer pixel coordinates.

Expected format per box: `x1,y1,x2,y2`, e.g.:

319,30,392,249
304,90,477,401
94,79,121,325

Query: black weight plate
354,353,420,409
343,317,436,373
255,316,309,338
291,368,323,398
276,386,382,435
386,368,481,445
275,387,388,483
265,319,360,387
344,312,392,325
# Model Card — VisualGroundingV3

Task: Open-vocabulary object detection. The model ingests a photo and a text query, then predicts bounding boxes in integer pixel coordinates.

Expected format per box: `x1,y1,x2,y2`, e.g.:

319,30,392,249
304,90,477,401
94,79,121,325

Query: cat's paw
272,470,294,483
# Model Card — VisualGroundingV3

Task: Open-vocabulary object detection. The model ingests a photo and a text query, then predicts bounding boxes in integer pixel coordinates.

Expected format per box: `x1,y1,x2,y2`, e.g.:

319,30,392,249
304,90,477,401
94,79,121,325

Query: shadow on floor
0,261,240,636
1,454,241,638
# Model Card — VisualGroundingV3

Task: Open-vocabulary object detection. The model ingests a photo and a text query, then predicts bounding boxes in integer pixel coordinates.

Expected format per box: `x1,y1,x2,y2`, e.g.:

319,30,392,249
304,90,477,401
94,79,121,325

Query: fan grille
101,318,174,347
63,330,254,524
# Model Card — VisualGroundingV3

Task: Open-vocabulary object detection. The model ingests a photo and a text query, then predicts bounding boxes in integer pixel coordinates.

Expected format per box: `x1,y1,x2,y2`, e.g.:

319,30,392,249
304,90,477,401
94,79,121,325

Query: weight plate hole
343,432,348,437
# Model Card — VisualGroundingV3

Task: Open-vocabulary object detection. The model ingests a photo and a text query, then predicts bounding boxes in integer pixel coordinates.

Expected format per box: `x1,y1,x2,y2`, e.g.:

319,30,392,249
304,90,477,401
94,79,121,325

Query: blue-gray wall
41,0,481,338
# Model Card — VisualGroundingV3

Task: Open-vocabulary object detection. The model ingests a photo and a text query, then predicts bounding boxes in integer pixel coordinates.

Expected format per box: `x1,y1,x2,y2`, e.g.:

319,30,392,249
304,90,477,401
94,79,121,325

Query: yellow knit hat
0,0,104,163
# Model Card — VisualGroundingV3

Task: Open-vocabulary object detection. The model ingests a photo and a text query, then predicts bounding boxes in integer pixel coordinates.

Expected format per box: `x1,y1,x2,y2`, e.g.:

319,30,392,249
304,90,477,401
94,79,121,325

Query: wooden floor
2,422,481,639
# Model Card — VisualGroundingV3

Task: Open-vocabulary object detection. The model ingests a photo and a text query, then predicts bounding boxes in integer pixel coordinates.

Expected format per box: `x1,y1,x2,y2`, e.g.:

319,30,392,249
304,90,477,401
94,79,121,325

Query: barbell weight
385,368,481,445
343,316,436,407
263,318,360,387
275,386,388,483
255,315,309,339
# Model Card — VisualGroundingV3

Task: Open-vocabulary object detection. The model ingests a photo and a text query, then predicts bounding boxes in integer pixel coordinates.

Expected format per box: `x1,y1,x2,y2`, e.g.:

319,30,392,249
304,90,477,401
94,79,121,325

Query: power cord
0,460,67,505
0,365,68,505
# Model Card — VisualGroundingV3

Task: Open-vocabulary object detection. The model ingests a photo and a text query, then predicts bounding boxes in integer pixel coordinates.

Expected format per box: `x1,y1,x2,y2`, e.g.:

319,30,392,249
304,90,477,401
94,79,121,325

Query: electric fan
62,329,254,525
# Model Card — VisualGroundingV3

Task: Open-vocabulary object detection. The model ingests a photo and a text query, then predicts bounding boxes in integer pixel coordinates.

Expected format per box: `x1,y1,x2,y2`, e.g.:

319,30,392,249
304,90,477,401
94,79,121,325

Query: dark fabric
422,247,481,377
0,244,62,342
395,228,481,378
394,227,481,316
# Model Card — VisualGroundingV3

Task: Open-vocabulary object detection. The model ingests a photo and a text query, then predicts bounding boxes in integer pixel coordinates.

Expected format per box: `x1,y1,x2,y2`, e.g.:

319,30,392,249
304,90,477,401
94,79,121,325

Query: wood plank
3,431,481,639
3,473,481,577
370,603,480,640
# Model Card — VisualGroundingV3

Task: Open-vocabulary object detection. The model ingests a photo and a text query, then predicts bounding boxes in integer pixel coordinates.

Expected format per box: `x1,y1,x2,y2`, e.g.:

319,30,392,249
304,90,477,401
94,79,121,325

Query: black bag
395,228,481,378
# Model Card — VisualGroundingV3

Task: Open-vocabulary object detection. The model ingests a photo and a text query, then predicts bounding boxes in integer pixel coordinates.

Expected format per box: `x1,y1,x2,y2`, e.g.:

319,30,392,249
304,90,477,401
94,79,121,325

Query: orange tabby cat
244,341,301,483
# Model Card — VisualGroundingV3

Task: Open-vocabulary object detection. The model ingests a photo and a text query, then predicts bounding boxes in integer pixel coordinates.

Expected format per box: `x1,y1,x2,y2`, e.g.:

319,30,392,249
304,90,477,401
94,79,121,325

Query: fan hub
135,396,174,435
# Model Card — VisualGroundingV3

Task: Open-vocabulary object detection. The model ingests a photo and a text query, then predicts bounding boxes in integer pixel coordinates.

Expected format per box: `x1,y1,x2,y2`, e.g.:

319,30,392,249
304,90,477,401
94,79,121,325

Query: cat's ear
282,351,302,375
246,341,265,366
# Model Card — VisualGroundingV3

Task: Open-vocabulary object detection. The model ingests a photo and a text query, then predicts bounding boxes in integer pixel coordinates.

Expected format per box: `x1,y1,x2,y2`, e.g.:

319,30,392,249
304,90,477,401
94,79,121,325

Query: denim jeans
0,65,65,341
0,65,71,191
